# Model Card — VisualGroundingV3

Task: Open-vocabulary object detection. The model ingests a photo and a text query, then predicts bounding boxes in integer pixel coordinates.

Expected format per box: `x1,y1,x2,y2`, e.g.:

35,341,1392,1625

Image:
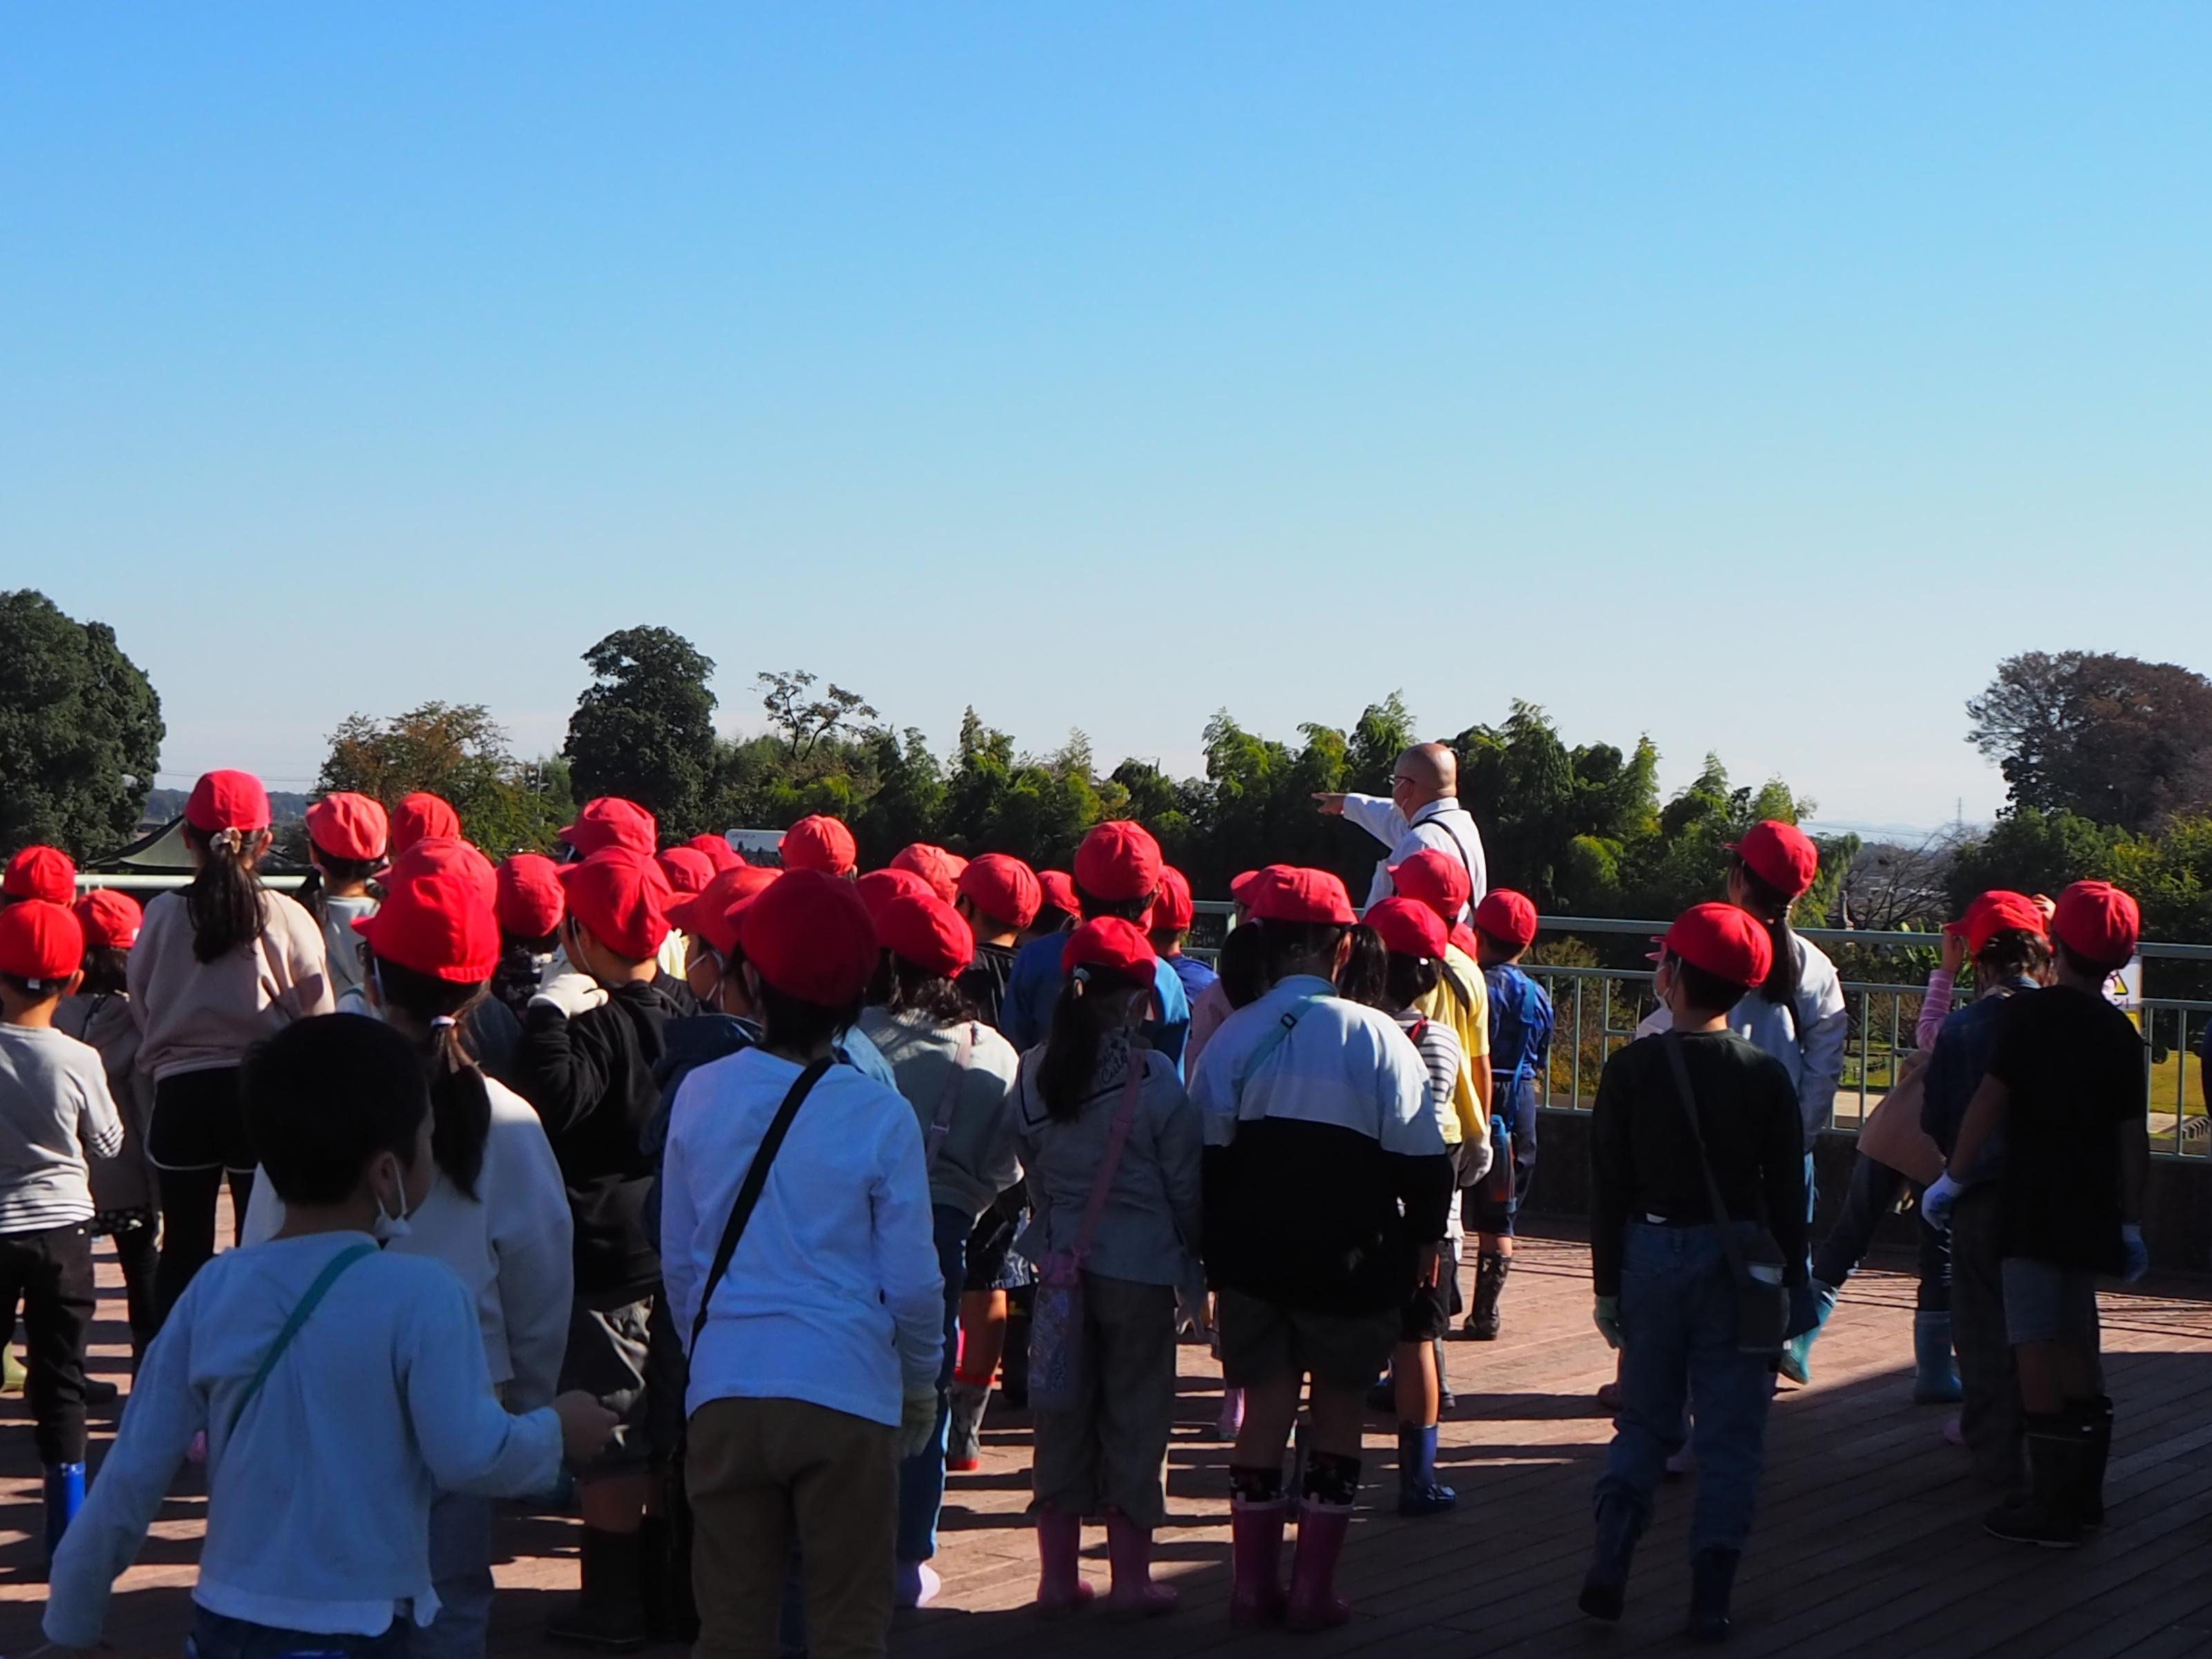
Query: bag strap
923,1024,975,1172
1071,1054,1146,1260
1228,994,1322,1118
1659,1033,1756,1288
689,1056,834,1354
228,1241,377,1440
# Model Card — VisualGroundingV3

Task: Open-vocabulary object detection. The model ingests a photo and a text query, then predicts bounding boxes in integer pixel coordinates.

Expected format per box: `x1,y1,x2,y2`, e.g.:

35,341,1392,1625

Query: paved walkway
6,1230,2210,1656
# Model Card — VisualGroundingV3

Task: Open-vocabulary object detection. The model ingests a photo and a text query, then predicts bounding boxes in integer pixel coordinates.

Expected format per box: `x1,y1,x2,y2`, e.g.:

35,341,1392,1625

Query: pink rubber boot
1284,1501,1353,1632
1034,1508,1095,1616
1102,1508,1178,1617
1228,1498,1288,1625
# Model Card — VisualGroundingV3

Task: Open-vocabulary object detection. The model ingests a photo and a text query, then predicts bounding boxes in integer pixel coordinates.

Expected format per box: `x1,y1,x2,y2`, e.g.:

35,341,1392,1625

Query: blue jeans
187,1609,410,1659
894,1203,969,1565
411,1493,493,1659
1596,1221,1777,1555
1812,1153,1951,1311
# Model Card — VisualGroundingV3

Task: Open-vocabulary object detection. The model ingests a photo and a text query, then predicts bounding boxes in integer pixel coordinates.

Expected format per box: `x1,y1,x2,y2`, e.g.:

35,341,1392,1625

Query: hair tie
430,1015,459,1029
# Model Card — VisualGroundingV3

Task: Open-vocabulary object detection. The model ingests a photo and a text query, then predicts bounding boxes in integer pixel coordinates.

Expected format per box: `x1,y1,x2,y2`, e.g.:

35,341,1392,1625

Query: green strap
227,1242,377,1441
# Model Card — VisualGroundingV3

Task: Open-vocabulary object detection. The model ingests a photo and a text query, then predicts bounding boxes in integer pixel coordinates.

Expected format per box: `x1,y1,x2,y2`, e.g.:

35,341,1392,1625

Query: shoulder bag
1028,1056,1145,1413
923,1024,976,1171
1660,1033,1790,1357
227,1241,377,1441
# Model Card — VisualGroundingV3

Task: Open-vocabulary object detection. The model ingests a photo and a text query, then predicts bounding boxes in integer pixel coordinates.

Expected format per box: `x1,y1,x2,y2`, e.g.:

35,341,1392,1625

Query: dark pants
153,1167,255,1329
150,1066,257,1331
111,1219,161,1356
1949,1185,2019,1487
0,1223,96,1464
187,1609,409,1658
1812,1154,1951,1312
894,1204,969,1564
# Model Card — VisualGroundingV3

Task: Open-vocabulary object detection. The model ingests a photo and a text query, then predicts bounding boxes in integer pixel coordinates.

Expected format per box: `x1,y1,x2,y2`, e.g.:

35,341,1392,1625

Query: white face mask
371,1158,415,1242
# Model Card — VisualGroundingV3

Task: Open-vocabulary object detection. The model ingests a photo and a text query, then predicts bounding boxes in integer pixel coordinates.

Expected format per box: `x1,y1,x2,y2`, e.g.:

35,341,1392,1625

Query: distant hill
143,787,309,826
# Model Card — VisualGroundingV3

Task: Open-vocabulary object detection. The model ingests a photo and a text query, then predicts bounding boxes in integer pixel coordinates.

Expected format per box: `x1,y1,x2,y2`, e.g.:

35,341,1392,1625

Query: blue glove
2120,1223,2148,1283
1920,1171,1964,1232
1593,1294,1624,1351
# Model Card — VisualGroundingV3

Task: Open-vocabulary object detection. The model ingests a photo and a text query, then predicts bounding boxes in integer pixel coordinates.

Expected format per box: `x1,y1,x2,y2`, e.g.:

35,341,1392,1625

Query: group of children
0,770,2155,1656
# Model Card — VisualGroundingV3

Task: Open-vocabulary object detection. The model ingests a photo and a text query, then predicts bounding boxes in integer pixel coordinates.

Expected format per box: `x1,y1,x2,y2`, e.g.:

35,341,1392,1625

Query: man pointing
1315,742,1488,917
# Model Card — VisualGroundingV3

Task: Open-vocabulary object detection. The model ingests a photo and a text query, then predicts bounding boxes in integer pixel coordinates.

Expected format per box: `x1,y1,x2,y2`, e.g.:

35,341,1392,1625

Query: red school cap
73,888,142,950
856,868,938,929
1073,821,1163,905
878,892,975,980
1061,917,1156,982
558,846,671,962
3,845,77,905
1036,870,1080,919
1730,820,1819,900
889,843,968,903
1151,867,1196,932
1242,866,1358,926
686,833,742,874
355,870,500,984
1664,902,1773,990
668,865,781,957
740,868,878,1007
2050,881,2139,968
185,770,270,834
1366,894,1447,961
781,815,858,877
655,846,716,897
495,853,566,939
383,836,496,903
1389,848,1471,924
1957,890,2047,957
558,797,657,861
1472,889,1539,951
389,793,462,856
957,853,1041,930
305,793,389,864
0,899,82,985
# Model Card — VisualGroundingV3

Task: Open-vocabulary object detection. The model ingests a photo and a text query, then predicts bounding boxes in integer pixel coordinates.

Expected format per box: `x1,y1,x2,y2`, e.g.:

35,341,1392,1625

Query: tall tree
1967,650,2212,833
317,702,571,855
0,590,163,858
565,627,719,833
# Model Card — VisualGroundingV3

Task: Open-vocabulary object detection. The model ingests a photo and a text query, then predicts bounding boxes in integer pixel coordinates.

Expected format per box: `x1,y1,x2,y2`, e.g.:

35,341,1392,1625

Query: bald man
1315,743,1489,916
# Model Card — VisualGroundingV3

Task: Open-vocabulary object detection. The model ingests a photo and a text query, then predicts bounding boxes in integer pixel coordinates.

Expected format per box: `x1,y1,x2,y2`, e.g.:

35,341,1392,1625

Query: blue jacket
1483,964,1554,1133
1919,977,2038,1181
1002,931,1191,1071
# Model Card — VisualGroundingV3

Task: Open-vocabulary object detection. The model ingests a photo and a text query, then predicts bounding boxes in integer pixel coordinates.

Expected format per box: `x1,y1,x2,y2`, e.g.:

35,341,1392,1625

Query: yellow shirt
1412,943,1490,1145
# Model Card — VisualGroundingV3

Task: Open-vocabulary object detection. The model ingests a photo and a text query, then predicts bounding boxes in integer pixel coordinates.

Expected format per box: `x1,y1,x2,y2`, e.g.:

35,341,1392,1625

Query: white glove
1920,1171,1964,1232
531,970,607,1018
896,1386,942,1459
1463,1132,1495,1185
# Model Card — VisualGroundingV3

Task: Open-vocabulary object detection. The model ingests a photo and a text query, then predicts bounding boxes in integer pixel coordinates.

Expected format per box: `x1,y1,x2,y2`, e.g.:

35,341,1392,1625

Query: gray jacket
859,1008,1022,1222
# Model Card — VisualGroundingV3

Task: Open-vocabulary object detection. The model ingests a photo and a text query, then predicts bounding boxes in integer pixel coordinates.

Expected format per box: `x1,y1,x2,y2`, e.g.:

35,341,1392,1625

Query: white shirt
321,894,379,1006
1340,794,1489,914
44,1233,561,1648
662,1047,943,1426
0,1024,122,1232
1634,933,1847,1138
241,1077,574,1407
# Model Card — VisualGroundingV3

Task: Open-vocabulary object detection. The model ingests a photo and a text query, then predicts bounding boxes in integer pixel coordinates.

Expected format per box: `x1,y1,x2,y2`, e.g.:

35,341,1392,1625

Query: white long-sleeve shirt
44,1232,561,1648
1339,794,1489,914
662,1047,943,1427
1730,934,1850,1138
241,1077,574,1408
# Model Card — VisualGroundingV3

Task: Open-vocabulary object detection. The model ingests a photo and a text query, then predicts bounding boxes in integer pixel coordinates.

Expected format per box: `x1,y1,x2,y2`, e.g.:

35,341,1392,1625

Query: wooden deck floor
6,1228,2210,1657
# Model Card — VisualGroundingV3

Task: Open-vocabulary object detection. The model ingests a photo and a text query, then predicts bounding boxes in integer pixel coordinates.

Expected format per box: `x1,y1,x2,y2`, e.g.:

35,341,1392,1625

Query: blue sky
7,5,2207,830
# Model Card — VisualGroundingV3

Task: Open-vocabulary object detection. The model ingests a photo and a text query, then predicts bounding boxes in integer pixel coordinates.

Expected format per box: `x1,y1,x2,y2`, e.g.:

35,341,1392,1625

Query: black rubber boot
1464,1253,1508,1340
2070,1396,2112,1529
1687,1546,1740,1642
547,1528,648,1652
639,1512,698,1644
1577,1493,1644,1622
1983,1414,2088,1548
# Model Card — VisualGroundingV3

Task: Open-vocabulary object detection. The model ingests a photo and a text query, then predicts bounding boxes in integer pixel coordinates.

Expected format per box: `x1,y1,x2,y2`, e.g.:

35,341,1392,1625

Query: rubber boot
1911,1311,1964,1404
44,1462,85,1564
1284,1501,1354,1632
1214,1385,1245,1442
946,1379,991,1472
1463,1253,1508,1340
1577,1492,1643,1622
1434,1337,1455,1409
894,1559,941,1610
1687,1546,1740,1642
1102,1508,1177,1617
1779,1280,1837,1385
639,1513,697,1644
1983,1414,2088,1548
1228,1498,1288,1626
1033,1508,1094,1615
1395,1425,1456,1517
2070,1396,2113,1529
547,1528,648,1651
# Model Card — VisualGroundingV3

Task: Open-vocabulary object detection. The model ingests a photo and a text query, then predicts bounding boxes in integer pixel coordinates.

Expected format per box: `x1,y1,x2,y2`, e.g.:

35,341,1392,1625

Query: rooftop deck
6,1230,2209,1656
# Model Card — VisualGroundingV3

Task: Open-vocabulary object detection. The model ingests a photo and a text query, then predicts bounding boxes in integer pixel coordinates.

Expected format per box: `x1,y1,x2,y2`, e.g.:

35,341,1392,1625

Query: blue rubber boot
1913,1311,1964,1404
1396,1424,1456,1517
1779,1280,1837,1385
45,1461,86,1563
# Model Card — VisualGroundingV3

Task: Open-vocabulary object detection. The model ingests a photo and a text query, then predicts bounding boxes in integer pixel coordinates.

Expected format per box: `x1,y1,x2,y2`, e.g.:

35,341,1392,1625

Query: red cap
686,833,742,873
1366,894,1447,960
740,868,878,1006
1229,866,1284,908
558,797,657,861
1958,890,2047,957
73,888,142,950
305,793,389,863
389,793,462,856
856,868,937,930
494,854,566,939
888,843,968,903
1472,889,1539,951
383,836,496,903
1390,848,1472,925
1730,820,1819,900
1450,921,1482,959
559,846,671,962
1242,865,1358,926
655,847,715,897
1036,870,1080,918
781,815,858,877
1061,917,1156,981
1152,867,1196,932
355,870,500,983
878,892,975,979
1074,821,1163,905
2051,881,2139,968
3,845,76,904
957,853,1041,930
0,899,82,984
1664,903,1773,989
185,770,270,834
668,865,781,956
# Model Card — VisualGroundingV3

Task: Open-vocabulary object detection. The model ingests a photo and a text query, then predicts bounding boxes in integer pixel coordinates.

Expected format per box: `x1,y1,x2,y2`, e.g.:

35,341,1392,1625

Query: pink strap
1071,1056,1145,1261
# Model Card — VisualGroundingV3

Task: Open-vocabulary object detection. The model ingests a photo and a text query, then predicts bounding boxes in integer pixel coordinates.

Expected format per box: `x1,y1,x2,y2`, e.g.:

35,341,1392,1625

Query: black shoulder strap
689,1056,834,1353
1660,1032,1756,1288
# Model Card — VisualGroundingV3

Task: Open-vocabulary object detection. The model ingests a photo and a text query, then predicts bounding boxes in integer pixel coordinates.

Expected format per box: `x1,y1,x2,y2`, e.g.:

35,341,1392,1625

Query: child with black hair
1465,889,1552,1341
41,1013,615,1659
954,853,1041,1031
299,792,389,1013
492,853,567,1020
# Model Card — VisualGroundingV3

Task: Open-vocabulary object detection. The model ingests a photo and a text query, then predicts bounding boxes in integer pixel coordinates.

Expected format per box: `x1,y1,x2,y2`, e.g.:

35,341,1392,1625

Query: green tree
316,703,572,854
0,590,163,859
565,627,719,833
1967,650,2212,834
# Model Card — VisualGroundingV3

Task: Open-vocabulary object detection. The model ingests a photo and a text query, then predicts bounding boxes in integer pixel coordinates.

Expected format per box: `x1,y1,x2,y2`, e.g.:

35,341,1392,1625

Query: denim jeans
187,1609,410,1659
1596,1221,1777,1555
1811,1153,1951,1312
894,1203,970,1565
411,1493,494,1659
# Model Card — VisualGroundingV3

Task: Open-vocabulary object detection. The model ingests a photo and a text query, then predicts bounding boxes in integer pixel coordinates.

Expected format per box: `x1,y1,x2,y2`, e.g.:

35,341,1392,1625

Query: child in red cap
953,852,1041,1031
1463,888,1552,1341
1147,866,1217,1007
300,791,389,1013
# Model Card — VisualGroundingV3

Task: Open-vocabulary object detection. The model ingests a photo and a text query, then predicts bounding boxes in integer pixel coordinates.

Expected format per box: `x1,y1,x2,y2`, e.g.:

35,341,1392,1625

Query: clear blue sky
8,5,2208,830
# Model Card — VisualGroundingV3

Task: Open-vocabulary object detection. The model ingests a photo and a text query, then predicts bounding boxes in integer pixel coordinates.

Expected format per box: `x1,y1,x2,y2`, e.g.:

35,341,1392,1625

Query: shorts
965,1199,1031,1293
1400,1277,1452,1343
149,1066,253,1174
1215,1288,1400,1393
560,1294,656,1471
2001,1258,2103,1348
